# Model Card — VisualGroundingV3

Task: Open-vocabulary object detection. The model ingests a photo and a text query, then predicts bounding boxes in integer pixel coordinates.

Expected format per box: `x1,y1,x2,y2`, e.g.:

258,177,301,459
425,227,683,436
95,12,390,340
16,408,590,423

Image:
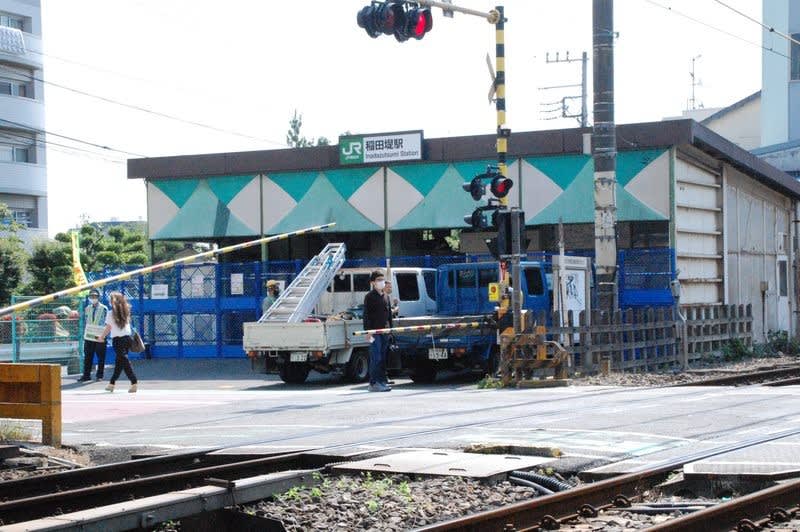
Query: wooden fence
683,304,753,358
531,304,753,374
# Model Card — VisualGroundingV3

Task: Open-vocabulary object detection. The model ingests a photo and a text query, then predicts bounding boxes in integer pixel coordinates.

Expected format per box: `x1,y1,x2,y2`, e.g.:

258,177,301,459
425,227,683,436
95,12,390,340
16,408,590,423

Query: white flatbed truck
244,318,372,384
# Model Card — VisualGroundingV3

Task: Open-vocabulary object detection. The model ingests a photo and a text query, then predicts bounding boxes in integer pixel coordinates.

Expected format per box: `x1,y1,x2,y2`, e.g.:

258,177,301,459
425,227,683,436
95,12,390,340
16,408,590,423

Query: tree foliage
286,109,330,148
25,240,72,295
0,203,26,305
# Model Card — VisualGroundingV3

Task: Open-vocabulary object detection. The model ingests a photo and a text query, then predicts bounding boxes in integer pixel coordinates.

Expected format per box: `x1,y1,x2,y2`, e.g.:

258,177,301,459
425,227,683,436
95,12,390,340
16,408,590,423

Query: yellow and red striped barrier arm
0,223,335,318
353,321,484,336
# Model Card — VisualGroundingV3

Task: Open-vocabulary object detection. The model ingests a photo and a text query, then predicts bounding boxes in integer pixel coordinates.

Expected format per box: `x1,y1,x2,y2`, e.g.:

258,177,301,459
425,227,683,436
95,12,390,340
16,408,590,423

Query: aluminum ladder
258,243,347,323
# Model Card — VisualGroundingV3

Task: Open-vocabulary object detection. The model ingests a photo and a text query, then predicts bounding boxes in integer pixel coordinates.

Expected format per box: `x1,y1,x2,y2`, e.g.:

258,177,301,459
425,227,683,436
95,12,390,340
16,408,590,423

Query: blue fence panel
618,248,675,308
85,247,676,359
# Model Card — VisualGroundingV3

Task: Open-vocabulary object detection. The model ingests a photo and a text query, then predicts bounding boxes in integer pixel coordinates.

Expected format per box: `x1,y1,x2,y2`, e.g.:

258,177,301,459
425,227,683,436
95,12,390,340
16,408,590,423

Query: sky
39,0,768,236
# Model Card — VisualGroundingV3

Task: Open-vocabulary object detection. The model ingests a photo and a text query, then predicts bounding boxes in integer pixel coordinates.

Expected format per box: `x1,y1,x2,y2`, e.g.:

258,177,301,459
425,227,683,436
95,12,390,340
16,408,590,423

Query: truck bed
243,319,370,352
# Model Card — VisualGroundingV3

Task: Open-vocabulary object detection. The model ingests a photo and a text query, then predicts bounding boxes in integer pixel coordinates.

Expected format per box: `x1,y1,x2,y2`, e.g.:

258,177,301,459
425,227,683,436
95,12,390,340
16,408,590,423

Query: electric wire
644,0,791,60
0,118,147,158
0,66,286,149
0,129,126,164
711,0,800,47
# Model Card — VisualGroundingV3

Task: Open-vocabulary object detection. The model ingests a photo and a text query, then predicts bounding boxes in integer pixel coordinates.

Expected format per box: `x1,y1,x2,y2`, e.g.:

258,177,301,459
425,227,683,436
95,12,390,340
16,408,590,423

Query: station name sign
339,130,423,165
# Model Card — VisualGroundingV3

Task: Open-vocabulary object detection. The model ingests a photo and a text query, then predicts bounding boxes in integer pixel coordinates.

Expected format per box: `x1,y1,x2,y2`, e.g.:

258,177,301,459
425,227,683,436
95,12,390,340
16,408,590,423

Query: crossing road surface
33,359,800,476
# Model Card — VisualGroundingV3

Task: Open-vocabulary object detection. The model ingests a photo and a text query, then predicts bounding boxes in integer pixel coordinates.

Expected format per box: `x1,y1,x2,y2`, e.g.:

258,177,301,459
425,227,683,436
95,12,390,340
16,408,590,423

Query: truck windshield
353,274,371,292
524,267,545,296
396,273,420,301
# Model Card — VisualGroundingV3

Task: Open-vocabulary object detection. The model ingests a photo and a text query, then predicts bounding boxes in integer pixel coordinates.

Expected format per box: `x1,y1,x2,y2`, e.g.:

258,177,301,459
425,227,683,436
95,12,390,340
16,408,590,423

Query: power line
0,129,126,164
0,118,147,158
644,0,791,60
711,0,800,47
0,67,286,149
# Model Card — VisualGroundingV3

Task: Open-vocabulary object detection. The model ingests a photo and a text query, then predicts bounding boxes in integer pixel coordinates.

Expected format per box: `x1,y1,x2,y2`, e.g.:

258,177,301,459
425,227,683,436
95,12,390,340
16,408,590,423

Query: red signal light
490,176,513,198
408,7,432,39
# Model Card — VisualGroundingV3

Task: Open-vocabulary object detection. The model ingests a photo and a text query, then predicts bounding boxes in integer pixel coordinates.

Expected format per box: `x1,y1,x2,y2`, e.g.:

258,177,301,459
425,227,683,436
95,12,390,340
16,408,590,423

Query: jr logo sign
339,137,364,164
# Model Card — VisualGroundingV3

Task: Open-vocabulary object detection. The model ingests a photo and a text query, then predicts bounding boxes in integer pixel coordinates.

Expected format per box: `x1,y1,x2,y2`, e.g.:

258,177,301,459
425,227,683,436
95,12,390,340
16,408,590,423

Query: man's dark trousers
369,334,388,386
82,340,107,379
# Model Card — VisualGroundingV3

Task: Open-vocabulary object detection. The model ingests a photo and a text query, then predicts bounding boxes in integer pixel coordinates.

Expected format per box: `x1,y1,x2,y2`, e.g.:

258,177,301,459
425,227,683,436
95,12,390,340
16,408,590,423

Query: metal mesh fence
2,295,83,365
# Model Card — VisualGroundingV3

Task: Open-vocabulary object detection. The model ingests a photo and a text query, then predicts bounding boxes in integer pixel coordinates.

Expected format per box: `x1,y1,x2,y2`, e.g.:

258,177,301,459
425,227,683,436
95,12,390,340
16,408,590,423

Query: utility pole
592,0,618,312
539,51,589,128
688,54,702,111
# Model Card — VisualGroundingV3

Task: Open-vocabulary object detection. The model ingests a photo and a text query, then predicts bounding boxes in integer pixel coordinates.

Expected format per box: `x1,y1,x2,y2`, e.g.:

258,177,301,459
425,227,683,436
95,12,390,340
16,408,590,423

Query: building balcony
0,160,46,196
0,93,43,128
0,31,42,69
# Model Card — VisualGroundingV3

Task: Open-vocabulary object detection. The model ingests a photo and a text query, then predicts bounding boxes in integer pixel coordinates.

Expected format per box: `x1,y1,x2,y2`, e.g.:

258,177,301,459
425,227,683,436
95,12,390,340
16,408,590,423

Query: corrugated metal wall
674,155,724,305
725,166,793,340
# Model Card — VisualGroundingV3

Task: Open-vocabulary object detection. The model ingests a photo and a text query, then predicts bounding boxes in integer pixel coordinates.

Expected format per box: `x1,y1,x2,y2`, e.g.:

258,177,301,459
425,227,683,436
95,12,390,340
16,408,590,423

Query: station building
128,119,800,343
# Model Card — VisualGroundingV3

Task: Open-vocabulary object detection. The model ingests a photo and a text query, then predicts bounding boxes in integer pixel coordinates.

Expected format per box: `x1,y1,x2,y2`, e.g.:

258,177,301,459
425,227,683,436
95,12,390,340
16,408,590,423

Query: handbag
130,330,146,353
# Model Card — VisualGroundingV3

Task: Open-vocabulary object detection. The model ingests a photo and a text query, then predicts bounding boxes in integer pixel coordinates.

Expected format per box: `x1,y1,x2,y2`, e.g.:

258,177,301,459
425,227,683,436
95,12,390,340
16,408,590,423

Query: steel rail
678,364,800,387
414,427,800,532
763,375,800,386
646,477,800,531
0,449,331,525
0,446,297,502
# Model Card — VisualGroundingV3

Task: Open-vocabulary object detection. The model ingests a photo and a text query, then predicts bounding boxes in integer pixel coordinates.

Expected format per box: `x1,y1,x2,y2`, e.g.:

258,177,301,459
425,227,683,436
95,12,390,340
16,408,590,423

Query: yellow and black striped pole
494,5,509,208
353,321,485,336
0,223,336,318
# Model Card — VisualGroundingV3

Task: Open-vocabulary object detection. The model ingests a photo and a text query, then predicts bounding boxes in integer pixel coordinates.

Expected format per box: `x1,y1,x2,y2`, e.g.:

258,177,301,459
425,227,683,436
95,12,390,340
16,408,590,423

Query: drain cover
331,449,554,480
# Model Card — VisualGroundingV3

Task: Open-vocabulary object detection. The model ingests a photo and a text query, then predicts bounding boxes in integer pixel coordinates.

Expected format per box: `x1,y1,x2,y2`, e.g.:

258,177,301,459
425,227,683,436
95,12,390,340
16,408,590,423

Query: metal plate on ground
331,449,554,480
683,440,800,480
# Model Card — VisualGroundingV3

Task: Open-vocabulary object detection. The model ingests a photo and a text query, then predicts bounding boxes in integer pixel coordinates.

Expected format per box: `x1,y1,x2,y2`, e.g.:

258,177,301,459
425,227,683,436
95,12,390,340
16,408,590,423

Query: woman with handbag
99,291,138,393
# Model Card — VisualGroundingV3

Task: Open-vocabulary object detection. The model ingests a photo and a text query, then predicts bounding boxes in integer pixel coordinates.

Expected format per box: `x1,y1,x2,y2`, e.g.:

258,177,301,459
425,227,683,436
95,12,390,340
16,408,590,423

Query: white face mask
89,297,99,304
374,280,385,291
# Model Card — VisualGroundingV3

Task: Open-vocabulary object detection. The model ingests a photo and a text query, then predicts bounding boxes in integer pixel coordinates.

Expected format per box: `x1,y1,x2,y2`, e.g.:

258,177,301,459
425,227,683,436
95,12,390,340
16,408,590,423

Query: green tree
286,110,330,148
25,240,72,295
153,241,187,263
0,203,26,305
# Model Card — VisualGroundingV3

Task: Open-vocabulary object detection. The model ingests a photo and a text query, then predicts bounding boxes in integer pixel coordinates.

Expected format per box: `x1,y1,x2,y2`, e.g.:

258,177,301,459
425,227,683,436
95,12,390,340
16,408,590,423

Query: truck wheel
278,362,310,384
345,349,370,383
410,360,437,384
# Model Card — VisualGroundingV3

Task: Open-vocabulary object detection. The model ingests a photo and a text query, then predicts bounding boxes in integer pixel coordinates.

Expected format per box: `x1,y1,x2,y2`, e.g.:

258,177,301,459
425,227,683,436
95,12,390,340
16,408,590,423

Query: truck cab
316,267,437,317
436,261,550,315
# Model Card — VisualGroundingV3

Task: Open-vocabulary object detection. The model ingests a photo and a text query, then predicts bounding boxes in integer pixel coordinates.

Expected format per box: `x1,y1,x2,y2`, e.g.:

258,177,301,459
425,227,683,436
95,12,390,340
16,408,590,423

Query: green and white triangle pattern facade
149,176,259,239
146,149,672,239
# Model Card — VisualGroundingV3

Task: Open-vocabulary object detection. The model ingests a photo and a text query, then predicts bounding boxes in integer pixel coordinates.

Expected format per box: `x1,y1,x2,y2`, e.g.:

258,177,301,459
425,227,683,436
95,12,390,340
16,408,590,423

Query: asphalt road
37,359,800,476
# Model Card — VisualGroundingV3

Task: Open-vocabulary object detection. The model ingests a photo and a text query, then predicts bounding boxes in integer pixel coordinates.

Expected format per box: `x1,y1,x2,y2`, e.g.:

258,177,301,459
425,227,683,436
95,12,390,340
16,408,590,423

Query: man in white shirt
78,289,108,382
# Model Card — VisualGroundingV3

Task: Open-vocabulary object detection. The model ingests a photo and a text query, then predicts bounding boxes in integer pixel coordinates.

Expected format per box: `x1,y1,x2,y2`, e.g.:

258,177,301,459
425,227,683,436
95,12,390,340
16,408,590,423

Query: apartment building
0,0,46,245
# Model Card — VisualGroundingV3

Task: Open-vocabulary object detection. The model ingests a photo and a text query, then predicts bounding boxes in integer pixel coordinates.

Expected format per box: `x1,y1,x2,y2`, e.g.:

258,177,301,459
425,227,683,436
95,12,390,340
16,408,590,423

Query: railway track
416,427,800,532
4,426,800,530
678,364,800,387
0,384,706,527
0,448,333,525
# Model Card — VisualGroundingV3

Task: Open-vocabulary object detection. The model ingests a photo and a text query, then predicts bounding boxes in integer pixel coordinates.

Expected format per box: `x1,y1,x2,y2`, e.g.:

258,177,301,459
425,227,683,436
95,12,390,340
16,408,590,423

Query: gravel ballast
571,355,799,387
241,473,540,531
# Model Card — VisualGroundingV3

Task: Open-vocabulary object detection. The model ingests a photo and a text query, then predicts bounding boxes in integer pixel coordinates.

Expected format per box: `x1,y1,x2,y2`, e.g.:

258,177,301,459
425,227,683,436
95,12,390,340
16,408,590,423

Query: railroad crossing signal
357,1,433,42
462,176,485,201
490,174,513,199
462,165,513,229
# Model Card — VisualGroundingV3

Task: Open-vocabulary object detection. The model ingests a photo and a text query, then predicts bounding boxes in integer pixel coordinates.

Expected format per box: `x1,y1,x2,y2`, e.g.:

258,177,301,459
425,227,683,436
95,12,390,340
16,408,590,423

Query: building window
11,208,33,227
792,33,800,81
0,144,33,163
0,13,24,31
779,259,788,298
0,79,31,98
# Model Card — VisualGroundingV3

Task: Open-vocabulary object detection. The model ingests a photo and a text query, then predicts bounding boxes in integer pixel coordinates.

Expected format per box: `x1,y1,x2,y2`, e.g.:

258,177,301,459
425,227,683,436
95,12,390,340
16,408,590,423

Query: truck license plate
290,353,307,362
428,349,448,360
